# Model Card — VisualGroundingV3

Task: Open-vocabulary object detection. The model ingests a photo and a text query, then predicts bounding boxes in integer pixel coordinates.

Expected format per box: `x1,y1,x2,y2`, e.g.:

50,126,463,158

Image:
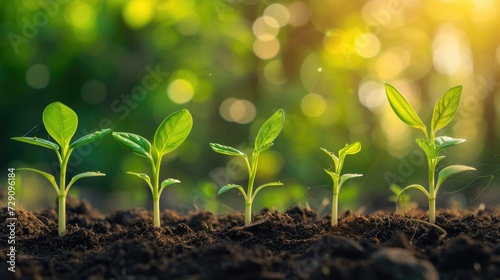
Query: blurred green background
2,0,499,216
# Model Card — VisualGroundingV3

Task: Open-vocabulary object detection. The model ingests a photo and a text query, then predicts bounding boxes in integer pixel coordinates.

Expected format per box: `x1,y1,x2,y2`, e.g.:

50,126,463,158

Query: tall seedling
112,109,192,227
12,102,111,236
385,83,475,223
210,109,285,225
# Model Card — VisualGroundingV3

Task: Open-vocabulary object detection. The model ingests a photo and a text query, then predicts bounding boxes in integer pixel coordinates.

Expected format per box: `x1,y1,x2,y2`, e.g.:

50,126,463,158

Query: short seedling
321,142,363,226
389,184,417,212
210,109,285,225
385,83,475,223
112,109,192,227
12,102,111,236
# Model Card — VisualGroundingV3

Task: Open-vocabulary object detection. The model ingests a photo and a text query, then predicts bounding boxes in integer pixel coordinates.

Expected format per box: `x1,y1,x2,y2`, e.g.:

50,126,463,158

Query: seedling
12,102,111,236
112,109,192,227
385,83,475,223
389,184,417,212
210,109,285,225
321,142,363,226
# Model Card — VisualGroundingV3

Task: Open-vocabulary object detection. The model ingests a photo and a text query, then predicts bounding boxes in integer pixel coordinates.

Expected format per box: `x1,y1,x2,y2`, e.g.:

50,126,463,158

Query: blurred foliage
2,0,500,214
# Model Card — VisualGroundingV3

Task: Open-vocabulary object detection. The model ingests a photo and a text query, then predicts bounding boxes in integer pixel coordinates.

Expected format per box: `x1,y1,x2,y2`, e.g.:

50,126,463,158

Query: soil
1,196,499,280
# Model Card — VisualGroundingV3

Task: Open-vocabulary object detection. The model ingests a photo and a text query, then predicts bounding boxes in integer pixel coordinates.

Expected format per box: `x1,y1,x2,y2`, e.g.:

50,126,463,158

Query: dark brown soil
1,197,499,280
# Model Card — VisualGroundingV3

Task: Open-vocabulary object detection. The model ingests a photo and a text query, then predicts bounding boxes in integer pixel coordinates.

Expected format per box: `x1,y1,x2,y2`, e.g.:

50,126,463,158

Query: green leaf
339,142,362,160
126,171,152,183
161,178,181,189
11,137,59,151
320,147,339,168
435,136,466,152
209,143,248,159
153,109,193,157
435,165,476,194
217,184,246,197
66,171,105,192
324,169,340,182
42,102,78,149
255,109,285,152
17,168,59,194
385,83,426,134
416,138,436,159
339,173,363,188
431,85,462,133
70,128,112,149
112,132,152,159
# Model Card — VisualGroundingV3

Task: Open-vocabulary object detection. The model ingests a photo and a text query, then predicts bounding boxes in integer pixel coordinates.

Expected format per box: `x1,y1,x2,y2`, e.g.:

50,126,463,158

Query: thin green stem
244,151,260,225
331,179,339,226
152,157,162,227
58,147,70,237
245,202,252,225
427,157,437,223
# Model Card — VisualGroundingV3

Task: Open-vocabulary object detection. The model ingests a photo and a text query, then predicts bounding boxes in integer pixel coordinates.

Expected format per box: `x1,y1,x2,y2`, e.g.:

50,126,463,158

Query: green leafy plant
12,102,111,236
210,109,285,225
389,184,417,212
112,109,192,227
321,142,363,226
385,83,475,223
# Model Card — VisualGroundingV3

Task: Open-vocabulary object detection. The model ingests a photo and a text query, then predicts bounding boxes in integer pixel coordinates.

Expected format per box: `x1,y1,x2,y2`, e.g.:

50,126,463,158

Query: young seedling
385,83,475,223
321,142,363,226
210,109,285,225
389,184,417,212
112,109,192,227
12,102,111,236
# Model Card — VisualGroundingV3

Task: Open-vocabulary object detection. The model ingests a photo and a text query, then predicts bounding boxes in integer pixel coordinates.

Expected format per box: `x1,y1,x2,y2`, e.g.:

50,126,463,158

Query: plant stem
58,193,66,237
331,186,339,226
427,157,437,223
245,201,252,225
152,158,161,227
245,152,260,225
58,149,69,237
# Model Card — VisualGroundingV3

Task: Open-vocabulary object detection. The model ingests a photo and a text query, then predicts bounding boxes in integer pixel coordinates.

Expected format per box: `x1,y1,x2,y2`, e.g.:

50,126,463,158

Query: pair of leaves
127,172,180,195
385,83,463,137
324,170,363,191
217,181,283,202
113,109,193,160
416,136,466,159
321,142,361,173
210,108,285,161
12,102,111,152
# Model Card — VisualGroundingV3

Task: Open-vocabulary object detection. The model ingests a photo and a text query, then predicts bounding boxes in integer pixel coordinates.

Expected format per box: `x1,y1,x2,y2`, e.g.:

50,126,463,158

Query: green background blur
2,0,499,216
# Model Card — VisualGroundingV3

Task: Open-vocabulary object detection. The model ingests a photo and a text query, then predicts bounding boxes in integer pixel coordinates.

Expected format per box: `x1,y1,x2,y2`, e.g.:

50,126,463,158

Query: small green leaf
339,142,362,160
17,168,59,194
66,171,105,192
127,171,152,183
209,143,248,159
320,147,339,168
218,184,241,195
11,137,59,151
324,169,340,182
416,138,436,159
431,85,462,133
435,165,476,194
161,178,181,189
153,109,193,157
112,132,152,159
435,136,466,152
385,83,426,134
255,109,285,152
43,102,78,149
70,128,112,149
339,173,363,188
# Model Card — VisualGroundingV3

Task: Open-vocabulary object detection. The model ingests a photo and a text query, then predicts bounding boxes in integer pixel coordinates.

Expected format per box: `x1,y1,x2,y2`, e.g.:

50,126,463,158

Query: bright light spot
355,33,380,58
252,16,279,41
219,98,256,124
65,1,96,30
253,38,280,60
472,0,496,24
264,60,287,85
301,93,326,117
81,80,107,104
26,64,50,89
432,25,473,76
358,81,385,111
167,79,194,104
288,1,310,27
123,0,154,29
257,150,284,179
264,4,290,27
375,48,410,80
176,14,201,36
317,67,323,72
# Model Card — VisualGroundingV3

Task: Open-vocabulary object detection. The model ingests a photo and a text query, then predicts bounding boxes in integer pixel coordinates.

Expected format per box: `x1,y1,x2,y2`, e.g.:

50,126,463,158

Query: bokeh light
167,79,194,104
26,64,50,89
